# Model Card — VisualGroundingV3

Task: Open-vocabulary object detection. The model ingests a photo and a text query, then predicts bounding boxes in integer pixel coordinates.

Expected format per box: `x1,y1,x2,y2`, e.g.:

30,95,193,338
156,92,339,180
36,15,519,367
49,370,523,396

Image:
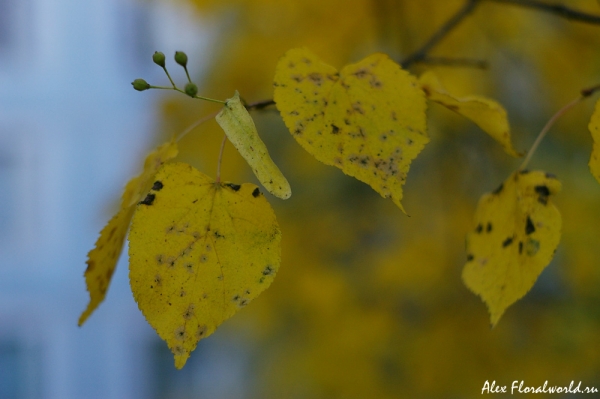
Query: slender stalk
183,67,193,84
175,110,221,143
163,67,177,88
215,134,227,183
193,94,226,104
519,84,600,170
519,97,583,170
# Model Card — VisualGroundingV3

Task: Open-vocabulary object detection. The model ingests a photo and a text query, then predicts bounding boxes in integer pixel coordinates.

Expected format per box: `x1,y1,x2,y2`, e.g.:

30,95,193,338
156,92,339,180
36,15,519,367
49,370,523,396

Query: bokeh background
1,0,600,398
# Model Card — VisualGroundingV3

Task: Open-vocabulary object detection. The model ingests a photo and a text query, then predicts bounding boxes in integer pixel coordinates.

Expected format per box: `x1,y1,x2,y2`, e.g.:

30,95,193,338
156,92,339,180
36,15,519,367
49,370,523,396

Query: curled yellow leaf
274,47,428,213
463,170,561,326
216,91,291,199
128,162,281,369
79,138,178,326
419,70,521,157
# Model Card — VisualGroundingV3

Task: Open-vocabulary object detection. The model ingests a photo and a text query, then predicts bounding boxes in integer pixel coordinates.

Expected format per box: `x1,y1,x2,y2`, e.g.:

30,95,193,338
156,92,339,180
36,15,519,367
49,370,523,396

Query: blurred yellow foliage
147,0,600,396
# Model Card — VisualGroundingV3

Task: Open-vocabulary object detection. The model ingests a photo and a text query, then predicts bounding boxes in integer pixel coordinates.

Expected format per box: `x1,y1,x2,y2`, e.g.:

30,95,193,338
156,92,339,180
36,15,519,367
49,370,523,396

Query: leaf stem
163,67,177,88
215,134,227,183
519,87,599,170
175,110,221,143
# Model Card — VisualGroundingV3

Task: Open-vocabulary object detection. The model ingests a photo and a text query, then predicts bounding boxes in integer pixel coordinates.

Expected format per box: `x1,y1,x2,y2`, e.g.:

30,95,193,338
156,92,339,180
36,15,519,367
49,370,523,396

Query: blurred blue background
0,0,244,397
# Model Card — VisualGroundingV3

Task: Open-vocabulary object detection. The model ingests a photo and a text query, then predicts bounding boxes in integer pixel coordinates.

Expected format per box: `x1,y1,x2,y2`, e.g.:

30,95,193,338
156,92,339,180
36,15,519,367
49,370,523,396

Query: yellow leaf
588,98,600,183
463,170,562,326
128,162,281,369
273,47,428,213
419,70,521,157
216,91,291,199
78,138,178,326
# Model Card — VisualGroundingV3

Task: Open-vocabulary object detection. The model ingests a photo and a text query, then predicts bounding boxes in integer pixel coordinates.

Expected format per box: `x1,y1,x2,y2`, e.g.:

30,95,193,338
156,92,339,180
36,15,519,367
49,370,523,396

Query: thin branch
519,96,583,170
418,56,489,69
520,83,600,170
215,134,227,183
486,0,600,25
246,99,276,111
401,0,482,69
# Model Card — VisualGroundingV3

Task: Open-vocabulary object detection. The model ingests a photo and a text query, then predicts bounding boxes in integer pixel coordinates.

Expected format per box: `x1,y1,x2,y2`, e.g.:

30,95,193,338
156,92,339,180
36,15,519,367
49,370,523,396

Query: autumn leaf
216,91,291,199
273,47,428,213
463,170,562,326
78,138,178,326
128,162,281,369
588,98,600,184
419,70,521,157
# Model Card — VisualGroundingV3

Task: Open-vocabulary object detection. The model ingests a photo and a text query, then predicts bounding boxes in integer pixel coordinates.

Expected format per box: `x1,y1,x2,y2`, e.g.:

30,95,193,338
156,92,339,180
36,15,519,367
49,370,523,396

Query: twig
519,84,600,170
175,110,220,143
485,0,600,25
215,134,227,183
519,96,583,170
401,0,482,69
246,99,276,111
418,56,489,69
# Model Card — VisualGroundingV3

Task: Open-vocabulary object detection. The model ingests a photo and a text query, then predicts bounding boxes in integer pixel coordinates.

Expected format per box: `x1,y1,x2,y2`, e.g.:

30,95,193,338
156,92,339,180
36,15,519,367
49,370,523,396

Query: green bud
132,78,150,91
175,51,188,67
152,51,166,68
185,82,198,98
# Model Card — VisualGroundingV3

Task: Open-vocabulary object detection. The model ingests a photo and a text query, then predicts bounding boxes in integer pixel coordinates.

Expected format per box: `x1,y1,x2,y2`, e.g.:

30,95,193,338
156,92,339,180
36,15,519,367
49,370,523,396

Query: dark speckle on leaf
476,224,483,234
252,188,260,198
139,193,155,206
525,216,536,235
502,236,514,247
152,181,163,191
534,185,550,205
466,254,474,262
486,223,492,233
225,183,241,192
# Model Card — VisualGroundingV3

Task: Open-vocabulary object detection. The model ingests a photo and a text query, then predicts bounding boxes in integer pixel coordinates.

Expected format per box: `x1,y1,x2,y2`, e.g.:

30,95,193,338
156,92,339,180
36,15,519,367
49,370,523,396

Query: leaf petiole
519,84,600,171
215,134,227,183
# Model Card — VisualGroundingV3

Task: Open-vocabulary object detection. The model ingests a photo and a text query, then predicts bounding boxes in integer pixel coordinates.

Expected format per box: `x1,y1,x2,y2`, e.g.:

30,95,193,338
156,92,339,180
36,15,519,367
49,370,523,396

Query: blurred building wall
0,0,219,398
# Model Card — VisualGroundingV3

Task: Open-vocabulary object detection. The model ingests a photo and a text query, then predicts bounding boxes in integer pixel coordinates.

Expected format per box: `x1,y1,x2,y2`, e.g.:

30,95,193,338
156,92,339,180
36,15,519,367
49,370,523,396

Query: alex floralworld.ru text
482,380,598,394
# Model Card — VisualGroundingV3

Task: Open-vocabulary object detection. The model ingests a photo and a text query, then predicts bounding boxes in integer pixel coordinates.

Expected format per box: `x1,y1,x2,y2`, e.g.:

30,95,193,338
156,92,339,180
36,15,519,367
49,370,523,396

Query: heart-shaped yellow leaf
128,162,281,368
273,48,428,213
463,170,561,326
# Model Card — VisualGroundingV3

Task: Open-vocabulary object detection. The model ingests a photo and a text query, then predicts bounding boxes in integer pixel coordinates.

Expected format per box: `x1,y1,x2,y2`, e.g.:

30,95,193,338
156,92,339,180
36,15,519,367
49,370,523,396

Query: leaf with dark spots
463,170,561,326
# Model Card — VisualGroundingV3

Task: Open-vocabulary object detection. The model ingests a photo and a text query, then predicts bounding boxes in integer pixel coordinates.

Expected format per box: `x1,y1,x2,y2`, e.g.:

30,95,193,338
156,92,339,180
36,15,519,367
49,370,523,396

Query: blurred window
0,338,42,399
116,0,154,72
0,0,29,58
0,136,17,241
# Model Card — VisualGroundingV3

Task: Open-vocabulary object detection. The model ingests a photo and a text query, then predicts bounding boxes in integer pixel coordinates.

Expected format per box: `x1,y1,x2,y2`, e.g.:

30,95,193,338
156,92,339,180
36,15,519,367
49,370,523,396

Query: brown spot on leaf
525,216,536,235
139,193,155,206
175,326,186,341
535,185,550,205
152,181,163,191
